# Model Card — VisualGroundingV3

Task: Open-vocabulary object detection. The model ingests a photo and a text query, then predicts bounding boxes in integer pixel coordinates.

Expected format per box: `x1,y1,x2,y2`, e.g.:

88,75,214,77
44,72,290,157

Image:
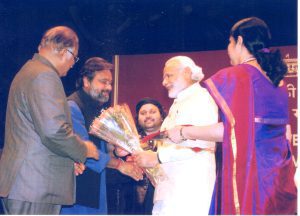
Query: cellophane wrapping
89,103,166,186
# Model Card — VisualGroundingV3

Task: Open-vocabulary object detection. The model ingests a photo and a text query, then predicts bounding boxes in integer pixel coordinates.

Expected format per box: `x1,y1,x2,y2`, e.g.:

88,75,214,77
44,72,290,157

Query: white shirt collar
175,82,200,101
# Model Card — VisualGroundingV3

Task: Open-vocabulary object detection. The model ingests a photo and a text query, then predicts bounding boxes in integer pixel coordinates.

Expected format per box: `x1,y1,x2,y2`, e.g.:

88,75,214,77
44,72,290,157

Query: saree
204,64,297,214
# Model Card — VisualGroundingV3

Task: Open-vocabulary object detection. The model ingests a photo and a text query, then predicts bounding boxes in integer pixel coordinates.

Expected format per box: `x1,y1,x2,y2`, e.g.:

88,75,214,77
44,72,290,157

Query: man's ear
83,77,90,88
183,66,192,77
58,48,67,59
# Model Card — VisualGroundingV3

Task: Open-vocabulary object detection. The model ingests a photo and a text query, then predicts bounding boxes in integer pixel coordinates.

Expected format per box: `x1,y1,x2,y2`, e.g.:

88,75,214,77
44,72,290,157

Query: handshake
74,141,144,182
114,146,161,169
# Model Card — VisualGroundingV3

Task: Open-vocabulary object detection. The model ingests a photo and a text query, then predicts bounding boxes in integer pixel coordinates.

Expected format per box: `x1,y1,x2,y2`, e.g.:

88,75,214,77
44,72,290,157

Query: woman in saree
166,17,297,215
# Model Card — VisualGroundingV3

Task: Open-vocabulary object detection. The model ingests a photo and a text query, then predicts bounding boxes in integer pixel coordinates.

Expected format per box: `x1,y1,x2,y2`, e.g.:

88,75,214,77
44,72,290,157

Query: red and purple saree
205,64,297,214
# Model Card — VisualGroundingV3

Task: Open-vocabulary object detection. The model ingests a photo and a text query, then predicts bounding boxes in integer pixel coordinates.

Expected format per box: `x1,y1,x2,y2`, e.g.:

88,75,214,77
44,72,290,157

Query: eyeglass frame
66,49,79,63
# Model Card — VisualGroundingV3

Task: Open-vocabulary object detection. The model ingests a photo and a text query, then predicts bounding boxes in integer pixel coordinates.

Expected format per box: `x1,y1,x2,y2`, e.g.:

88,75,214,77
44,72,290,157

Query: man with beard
133,56,218,215
60,57,143,214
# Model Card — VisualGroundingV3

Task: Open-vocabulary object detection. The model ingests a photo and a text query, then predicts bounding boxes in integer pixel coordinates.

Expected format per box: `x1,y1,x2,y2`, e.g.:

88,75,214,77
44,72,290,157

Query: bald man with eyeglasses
0,26,99,214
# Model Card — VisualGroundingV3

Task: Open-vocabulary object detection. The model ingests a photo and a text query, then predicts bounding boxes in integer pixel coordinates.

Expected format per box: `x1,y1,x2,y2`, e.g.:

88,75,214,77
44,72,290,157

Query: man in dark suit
0,26,99,214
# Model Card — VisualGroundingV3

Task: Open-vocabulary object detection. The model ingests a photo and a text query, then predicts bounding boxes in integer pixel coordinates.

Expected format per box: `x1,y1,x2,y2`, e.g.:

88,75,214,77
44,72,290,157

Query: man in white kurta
134,56,218,215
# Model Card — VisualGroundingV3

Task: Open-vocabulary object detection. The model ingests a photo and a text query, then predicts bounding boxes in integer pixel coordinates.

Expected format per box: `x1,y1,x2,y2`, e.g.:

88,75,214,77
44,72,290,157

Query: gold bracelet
180,126,187,141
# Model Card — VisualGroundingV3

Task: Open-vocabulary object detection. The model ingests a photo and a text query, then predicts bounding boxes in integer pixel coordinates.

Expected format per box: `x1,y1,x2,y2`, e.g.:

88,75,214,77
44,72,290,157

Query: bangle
180,126,187,141
116,159,123,170
157,152,162,164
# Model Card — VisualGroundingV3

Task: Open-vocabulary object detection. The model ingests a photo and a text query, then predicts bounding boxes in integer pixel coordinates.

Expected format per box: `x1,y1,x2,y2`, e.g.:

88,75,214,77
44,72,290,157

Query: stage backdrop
113,46,297,161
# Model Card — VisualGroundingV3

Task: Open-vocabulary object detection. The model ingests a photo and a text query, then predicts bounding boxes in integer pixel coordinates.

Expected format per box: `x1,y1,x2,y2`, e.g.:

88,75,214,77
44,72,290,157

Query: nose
145,112,151,118
162,78,167,87
107,83,113,89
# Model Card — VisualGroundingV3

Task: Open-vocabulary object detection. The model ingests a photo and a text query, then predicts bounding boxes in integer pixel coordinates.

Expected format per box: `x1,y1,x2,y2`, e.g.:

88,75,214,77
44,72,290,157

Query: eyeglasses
66,49,79,63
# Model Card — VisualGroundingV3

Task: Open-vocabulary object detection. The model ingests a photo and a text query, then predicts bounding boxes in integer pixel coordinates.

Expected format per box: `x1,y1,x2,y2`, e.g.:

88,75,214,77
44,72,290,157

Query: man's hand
117,161,143,181
84,140,99,160
114,146,130,157
133,150,159,168
74,162,86,176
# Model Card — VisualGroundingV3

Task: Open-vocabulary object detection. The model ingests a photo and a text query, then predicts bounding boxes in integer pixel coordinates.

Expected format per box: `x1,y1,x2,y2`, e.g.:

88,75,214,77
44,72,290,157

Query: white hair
165,56,204,81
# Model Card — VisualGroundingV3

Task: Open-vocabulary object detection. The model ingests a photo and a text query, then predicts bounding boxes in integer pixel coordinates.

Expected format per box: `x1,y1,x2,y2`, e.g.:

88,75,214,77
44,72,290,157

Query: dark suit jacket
0,54,87,205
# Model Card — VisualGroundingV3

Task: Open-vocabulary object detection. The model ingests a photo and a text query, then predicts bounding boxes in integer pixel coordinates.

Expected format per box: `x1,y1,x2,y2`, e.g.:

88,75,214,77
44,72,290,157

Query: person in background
133,98,166,214
61,57,143,214
166,17,297,214
0,26,99,214
133,56,219,215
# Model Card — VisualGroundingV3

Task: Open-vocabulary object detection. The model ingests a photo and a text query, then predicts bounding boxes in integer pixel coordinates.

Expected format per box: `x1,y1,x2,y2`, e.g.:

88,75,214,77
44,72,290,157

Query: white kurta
153,83,218,215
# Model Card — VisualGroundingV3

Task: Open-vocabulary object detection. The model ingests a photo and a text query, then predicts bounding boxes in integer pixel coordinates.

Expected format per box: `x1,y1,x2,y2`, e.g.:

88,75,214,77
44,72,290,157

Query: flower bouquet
89,103,166,186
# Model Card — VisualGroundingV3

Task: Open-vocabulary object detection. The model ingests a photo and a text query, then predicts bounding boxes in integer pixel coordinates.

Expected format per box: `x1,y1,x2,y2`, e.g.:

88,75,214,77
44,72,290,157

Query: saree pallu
205,64,297,215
